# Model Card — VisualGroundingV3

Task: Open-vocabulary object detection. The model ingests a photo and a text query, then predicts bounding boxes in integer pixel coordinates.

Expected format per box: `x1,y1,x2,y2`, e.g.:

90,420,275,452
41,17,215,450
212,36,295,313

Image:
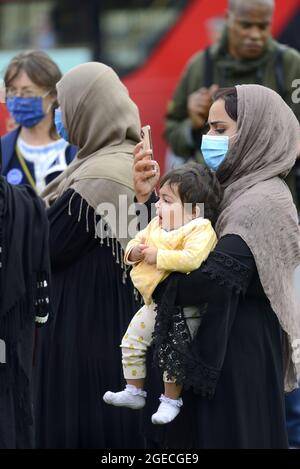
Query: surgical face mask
54,108,69,141
6,90,51,128
201,134,236,171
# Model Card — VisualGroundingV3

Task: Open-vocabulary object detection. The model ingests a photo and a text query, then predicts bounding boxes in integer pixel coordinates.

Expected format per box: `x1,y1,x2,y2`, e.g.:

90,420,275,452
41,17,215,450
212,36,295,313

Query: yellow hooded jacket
124,216,217,305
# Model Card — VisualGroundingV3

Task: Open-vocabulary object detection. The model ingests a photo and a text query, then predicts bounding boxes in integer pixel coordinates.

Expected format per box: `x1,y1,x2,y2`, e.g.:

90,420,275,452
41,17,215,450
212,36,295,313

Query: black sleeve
153,234,255,398
176,234,255,306
183,234,255,395
47,189,99,270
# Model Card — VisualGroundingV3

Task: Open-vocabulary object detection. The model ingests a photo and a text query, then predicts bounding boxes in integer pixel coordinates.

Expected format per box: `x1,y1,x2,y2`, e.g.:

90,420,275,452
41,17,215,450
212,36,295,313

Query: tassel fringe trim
68,193,131,285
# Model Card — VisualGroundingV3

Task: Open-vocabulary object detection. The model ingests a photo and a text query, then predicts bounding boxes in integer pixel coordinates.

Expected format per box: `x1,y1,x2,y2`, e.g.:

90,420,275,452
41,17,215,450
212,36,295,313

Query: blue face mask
54,108,69,141
6,91,50,128
201,134,235,171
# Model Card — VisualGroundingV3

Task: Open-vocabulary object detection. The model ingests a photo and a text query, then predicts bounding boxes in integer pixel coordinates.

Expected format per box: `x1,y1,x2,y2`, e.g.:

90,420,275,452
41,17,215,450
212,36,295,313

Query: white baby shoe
103,384,147,409
151,394,183,424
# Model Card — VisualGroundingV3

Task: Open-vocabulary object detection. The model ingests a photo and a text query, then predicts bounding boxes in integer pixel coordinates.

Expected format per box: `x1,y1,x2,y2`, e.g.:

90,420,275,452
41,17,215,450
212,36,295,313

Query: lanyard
15,144,37,191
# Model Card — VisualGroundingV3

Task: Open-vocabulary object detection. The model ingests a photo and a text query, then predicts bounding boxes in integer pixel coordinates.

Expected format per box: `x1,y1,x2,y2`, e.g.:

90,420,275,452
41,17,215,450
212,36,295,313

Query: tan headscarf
215,84,300,392
42,62,141,252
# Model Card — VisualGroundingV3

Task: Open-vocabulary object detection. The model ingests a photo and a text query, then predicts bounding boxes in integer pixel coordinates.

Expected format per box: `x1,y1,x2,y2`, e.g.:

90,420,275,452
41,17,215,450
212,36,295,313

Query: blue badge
7,168,23,185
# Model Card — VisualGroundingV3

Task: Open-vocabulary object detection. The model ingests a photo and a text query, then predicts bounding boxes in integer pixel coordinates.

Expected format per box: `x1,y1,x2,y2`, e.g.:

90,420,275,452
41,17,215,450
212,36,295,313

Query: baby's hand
128,244,145,262
141,246,158,265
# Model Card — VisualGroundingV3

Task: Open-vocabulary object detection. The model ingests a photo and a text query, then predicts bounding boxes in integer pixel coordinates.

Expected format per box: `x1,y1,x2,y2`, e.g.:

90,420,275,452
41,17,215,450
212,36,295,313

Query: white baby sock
151,394,183,424
103,384,147,409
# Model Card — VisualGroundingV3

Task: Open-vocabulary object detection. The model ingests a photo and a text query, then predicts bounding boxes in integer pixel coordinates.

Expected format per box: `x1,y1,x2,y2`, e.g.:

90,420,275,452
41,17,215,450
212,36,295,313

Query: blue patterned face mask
6,90,51,128
201,134,236,171
54,108,69,141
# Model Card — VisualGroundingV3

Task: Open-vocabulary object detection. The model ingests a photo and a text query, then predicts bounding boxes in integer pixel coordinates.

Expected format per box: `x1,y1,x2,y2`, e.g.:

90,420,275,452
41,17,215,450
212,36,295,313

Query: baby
104,162,222,424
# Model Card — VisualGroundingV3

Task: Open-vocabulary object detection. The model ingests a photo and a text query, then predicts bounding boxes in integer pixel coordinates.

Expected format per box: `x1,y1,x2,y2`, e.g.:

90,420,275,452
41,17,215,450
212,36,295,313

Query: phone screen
140,125,157,193
141,125,153,156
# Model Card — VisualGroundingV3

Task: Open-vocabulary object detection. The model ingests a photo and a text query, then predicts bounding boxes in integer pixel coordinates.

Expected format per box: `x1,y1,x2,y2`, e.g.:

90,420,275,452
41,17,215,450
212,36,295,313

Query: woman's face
6,70,55,112
207,99,238,141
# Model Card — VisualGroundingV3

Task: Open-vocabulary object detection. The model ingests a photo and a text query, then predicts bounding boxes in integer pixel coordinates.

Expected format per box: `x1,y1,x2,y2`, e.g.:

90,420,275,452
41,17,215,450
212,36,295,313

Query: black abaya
34,190,143,448
0,178,50,449
140,198,288,449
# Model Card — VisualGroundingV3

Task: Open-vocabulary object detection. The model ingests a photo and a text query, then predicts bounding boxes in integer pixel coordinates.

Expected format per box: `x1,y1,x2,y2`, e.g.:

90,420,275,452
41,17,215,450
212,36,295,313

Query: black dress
0,180,50,449
34,190,143,449
140,211,288,448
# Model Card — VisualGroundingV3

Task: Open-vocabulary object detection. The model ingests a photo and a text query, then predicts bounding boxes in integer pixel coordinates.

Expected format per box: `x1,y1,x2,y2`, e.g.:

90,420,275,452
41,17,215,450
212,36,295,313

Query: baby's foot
103,384,146,409
151,394,183,424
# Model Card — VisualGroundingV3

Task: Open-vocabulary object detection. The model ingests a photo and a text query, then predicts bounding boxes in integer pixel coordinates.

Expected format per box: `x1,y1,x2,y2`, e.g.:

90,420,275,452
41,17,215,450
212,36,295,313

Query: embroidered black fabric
200,250,252,294
152,250,252,397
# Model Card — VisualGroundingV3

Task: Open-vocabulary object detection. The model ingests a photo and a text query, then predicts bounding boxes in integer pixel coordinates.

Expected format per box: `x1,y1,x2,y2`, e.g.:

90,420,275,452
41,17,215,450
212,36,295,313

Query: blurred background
0,0,299,169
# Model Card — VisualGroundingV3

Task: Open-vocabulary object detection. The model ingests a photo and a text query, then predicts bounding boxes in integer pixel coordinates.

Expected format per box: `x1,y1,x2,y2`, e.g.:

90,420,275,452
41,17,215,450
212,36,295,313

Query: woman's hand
133,142,160,203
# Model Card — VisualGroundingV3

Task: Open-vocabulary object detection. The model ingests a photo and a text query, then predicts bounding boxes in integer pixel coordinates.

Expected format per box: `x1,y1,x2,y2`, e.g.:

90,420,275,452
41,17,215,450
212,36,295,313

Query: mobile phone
141,125,153,157
141,125,157,193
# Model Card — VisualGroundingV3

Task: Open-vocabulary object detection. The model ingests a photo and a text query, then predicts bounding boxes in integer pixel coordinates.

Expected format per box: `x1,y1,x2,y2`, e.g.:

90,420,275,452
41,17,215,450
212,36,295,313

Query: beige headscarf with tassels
42,62,141,251
215,84,300,392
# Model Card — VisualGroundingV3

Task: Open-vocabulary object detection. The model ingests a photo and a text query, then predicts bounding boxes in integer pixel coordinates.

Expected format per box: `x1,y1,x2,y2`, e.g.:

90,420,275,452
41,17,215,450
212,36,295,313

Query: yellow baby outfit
124,216,217,305
121,216,217,381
